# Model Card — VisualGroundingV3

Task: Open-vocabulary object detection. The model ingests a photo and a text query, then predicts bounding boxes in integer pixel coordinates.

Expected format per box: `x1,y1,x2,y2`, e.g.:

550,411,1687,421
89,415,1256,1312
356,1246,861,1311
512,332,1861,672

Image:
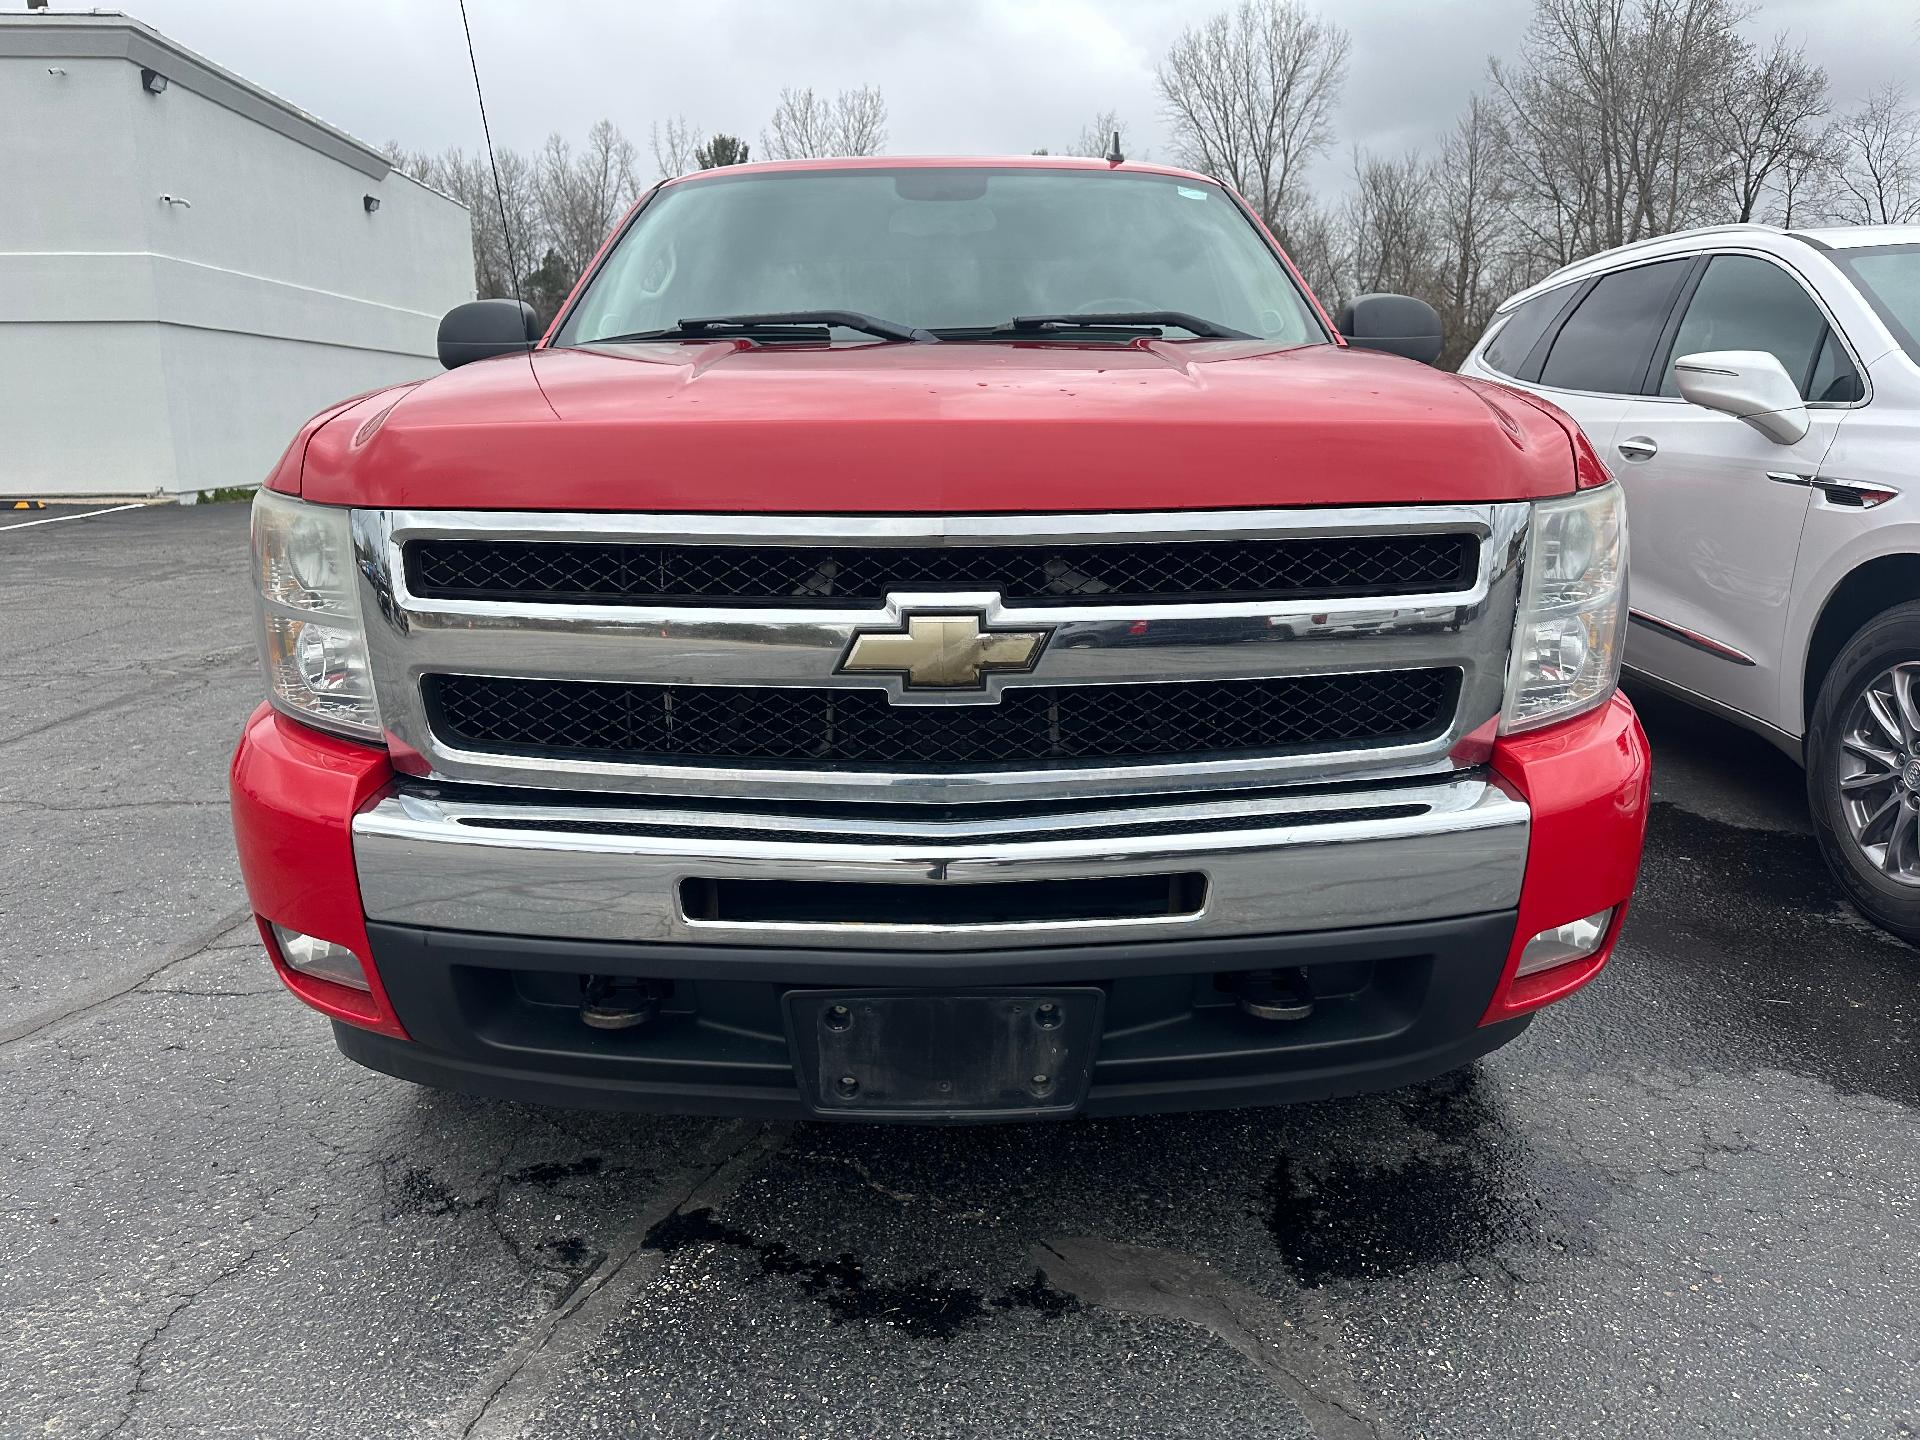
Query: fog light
1516,908,1614,977
271,925,368,991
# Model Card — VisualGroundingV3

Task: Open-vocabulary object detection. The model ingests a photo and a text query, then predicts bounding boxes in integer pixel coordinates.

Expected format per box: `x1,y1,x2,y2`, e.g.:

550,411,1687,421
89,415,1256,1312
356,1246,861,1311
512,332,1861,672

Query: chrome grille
424,670,1459,770
352,505,1528,804
405,532,1477,607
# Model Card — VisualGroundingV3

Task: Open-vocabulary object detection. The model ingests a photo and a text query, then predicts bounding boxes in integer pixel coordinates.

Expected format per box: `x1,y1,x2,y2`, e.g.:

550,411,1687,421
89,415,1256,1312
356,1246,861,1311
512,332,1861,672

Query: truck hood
297,339,1582,511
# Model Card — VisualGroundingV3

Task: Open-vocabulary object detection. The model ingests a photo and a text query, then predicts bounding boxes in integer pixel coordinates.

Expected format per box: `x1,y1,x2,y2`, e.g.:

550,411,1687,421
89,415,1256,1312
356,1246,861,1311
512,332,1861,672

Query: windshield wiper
944,311,1253,340
593,310,937,345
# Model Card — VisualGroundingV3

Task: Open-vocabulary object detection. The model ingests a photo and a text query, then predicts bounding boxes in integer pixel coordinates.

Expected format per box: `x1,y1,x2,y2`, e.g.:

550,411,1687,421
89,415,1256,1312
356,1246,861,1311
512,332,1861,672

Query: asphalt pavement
1,503,1914,1439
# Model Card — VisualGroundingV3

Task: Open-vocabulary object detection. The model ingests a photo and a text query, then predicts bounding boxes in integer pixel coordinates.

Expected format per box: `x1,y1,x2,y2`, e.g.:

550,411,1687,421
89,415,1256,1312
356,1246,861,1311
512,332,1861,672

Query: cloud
122,0,1920,192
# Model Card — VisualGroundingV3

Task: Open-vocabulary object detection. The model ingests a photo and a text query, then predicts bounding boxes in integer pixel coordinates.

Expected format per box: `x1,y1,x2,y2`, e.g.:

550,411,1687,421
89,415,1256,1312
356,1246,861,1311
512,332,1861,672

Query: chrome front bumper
352,773,1530,953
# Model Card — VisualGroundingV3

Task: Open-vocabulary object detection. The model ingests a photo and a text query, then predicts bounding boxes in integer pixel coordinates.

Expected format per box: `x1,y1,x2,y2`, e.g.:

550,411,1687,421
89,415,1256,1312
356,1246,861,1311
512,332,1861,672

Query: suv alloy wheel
1808,599,1920,945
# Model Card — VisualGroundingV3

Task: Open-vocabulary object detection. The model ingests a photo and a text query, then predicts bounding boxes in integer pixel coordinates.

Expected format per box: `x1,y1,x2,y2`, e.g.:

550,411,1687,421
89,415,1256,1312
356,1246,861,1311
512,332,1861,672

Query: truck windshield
1832,244,1920,363
555,167,1328,347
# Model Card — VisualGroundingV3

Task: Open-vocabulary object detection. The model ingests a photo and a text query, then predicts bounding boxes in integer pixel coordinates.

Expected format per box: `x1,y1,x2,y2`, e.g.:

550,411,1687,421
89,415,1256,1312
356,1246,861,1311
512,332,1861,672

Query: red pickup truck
231,157,1648,1122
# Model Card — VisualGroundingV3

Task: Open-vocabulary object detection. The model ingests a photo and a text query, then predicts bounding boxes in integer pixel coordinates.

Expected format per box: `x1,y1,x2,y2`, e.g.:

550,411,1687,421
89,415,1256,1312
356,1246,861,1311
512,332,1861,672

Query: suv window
1807,329,1866,403
1658,254,1861,401
1537,259,1690,394
1482,284,1573,377
1832,244,1920,364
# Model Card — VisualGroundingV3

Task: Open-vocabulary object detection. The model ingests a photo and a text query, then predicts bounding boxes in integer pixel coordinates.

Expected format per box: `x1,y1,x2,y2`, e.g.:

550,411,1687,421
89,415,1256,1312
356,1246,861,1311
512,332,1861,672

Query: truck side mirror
438,299,540,370
1672,350,1810,445
1336,293,1443,365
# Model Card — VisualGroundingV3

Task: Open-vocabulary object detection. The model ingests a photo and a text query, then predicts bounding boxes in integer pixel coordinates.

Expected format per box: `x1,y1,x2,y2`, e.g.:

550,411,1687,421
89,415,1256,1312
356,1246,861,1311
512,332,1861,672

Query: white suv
1462,223,1920,943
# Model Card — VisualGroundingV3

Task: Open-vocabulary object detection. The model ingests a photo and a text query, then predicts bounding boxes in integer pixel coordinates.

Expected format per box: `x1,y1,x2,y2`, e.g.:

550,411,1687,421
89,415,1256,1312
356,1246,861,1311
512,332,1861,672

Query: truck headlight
252,490,381,742
1502,481,1628,733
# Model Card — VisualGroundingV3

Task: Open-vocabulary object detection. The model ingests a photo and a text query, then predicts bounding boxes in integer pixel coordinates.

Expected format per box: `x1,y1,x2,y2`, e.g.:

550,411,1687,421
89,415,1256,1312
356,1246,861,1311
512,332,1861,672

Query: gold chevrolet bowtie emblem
839,613,1051,690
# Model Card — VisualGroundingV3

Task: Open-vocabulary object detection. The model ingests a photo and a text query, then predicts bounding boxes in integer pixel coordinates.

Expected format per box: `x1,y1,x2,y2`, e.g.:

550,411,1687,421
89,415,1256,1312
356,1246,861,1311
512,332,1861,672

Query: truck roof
657,154,1220,188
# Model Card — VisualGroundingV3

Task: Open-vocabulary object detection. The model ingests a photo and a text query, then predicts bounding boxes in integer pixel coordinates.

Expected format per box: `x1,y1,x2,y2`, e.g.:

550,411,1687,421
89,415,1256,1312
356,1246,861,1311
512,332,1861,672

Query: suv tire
1807,600,1920,946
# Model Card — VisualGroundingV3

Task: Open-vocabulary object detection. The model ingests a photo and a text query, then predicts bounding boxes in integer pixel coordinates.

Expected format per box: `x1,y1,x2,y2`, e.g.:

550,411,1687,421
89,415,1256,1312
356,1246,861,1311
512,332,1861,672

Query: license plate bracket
785,988,1104,1121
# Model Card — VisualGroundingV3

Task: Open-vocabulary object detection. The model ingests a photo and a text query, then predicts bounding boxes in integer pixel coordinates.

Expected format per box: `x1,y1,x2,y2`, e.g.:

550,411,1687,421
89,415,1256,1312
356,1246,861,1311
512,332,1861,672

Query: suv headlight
1502,481,1628,733
252,490,381,742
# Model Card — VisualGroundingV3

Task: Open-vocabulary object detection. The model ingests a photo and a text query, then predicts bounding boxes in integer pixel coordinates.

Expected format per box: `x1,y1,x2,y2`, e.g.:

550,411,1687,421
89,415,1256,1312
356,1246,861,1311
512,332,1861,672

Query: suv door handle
1616,437,1658,461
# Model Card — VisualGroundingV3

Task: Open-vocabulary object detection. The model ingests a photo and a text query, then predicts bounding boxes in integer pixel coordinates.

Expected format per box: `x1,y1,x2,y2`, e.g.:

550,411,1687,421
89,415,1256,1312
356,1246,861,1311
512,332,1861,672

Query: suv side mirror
1336,293,1443,365
1672,350,1810,445
438,299,540,369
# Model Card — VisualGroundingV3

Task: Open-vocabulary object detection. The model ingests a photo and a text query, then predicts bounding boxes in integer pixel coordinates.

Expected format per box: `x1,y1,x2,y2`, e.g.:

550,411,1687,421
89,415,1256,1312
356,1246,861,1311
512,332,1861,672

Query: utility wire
457,0,524,310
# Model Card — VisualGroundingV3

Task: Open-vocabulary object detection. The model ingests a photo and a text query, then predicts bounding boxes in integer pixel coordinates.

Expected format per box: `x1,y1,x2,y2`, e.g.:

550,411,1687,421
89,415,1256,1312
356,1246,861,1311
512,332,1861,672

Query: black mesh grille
425,670,1459,770
407,533,1477,608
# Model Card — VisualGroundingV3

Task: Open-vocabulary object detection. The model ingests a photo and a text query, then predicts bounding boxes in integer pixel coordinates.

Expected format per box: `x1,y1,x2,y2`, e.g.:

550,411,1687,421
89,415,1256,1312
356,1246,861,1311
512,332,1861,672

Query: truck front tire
1807,599,1920,947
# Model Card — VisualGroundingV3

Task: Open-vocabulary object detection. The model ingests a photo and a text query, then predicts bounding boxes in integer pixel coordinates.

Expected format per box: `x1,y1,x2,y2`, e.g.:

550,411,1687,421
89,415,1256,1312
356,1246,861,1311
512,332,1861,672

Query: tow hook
1232,968,1315,1022
580,976,667,1030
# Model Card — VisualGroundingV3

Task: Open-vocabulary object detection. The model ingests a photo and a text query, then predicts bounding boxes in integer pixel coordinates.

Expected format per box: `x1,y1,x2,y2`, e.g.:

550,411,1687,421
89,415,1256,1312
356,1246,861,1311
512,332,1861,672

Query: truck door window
1656,254,1860,401
1536,259,1690,395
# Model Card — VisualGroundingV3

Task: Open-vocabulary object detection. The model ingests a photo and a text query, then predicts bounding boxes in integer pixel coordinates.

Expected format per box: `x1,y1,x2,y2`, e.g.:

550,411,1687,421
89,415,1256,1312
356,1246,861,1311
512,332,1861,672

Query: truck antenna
457,0,524,312
1105,130,1125,166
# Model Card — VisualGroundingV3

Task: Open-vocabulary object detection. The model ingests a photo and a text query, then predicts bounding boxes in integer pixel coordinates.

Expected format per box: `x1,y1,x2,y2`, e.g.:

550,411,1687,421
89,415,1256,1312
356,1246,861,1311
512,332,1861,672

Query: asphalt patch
1267,1150,1532,1287
1648,798,1840,914
1389,1063,1493,1142
509,1155,607,1189
538,1235,594,1268
389,1165,468,1219
1598,796,1920,1104
383,1154,619,1220
1265,1068,1613,1287
643,1205,1081,1339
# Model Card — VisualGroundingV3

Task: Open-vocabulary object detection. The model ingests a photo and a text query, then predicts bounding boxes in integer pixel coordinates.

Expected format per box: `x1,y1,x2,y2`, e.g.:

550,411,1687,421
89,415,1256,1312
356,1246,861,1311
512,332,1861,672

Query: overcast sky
110,0,1920,193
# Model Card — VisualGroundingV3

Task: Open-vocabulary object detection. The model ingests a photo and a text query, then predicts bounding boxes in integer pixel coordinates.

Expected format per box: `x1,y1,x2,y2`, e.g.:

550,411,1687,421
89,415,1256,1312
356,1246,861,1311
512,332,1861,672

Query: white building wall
5,322,178,494
0,18,472,499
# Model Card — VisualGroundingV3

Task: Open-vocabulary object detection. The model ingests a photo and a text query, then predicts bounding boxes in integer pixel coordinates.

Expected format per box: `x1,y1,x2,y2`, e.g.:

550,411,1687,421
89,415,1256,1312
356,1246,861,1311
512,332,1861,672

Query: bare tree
1835,82,1920,224
483,148,546,300
379,141,437,182
1155,0,1350,228
831,85,889,156
651,115,702,179
1343,147,1437,300
1489,0,1744,269
1277,201,1345,313
1429,95,1516,365
426,145,545,301
1708,33,1831,223
1485,52,1599,273
1777,123,1847,226
762,87,827,160
761,85,888,159
540,120,640,280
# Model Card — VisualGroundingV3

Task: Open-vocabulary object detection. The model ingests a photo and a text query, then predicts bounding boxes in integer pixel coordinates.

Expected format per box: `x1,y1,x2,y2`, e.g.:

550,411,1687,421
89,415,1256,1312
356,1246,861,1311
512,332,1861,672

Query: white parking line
0,503,146,532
